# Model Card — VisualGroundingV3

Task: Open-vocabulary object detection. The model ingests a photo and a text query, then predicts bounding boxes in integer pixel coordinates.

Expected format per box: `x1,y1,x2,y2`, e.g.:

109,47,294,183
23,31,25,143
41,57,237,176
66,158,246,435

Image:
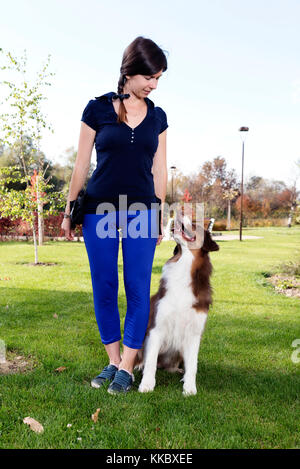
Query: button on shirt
80,91,168,213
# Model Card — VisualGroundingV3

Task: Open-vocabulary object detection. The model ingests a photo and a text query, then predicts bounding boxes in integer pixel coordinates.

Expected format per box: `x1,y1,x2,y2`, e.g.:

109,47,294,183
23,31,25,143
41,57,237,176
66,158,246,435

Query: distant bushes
0,213,82,238
0,213,295,240
212,220,227,231
212,217,290,231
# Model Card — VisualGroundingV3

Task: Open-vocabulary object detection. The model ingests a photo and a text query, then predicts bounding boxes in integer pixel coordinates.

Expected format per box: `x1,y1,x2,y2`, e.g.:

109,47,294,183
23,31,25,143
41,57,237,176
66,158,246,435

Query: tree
193,156,238,218
222,188,239,230
0,47,55,245
0,166,64,263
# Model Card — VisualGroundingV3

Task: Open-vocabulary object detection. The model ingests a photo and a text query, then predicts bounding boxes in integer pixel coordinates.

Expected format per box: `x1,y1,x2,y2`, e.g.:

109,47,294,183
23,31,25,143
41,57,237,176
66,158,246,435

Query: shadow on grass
144,362,300,405
214,298,297,309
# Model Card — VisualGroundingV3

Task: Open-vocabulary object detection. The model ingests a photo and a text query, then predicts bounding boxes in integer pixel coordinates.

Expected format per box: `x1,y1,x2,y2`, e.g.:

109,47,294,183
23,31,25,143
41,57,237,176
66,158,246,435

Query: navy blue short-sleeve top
80,91,168,213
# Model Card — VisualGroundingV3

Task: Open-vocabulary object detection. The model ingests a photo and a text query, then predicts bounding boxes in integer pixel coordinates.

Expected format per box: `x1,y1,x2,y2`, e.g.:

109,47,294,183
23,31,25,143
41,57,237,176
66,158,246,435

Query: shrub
0,217,14,234
0,213,83,238
276,258,300,277
212,221,227,231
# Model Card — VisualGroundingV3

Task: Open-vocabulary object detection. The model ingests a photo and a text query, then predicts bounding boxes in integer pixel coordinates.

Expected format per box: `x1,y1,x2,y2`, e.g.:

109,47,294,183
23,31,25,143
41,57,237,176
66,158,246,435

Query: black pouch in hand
70,189,86,229
155,195,162,236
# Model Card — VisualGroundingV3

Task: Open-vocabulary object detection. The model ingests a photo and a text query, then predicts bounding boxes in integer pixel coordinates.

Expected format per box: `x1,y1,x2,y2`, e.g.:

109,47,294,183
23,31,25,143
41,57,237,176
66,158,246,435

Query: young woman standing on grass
61,36,168,394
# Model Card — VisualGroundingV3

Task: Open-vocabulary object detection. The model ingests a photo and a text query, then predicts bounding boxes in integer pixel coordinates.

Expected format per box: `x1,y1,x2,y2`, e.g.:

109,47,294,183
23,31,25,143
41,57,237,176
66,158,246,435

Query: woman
61,36,168,394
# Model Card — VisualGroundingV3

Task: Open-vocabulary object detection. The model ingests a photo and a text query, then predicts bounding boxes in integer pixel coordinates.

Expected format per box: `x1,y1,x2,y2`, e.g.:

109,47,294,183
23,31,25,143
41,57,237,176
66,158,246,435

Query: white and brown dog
134,211,219,396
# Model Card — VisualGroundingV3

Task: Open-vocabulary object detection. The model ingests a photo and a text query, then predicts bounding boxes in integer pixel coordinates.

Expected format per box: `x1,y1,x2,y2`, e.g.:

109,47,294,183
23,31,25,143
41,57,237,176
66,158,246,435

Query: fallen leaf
53,313,58,319
91,408,101,423
55,366,67,373
23,417,44,433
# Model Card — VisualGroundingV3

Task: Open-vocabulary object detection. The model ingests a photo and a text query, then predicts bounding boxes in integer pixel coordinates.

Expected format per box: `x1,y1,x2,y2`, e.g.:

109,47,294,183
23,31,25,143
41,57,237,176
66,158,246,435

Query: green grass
0,226,299,449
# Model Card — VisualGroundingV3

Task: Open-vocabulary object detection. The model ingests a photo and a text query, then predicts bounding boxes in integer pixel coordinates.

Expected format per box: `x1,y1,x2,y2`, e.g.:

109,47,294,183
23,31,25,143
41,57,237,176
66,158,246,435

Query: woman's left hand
156,222,164,246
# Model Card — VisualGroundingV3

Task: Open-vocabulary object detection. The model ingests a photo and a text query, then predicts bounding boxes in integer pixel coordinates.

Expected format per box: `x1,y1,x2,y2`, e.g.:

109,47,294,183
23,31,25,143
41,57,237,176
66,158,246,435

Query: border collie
134,212,219,396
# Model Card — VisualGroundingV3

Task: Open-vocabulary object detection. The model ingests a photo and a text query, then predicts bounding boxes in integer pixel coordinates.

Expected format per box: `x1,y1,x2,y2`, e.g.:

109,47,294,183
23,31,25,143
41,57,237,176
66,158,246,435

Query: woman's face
125,69,163,98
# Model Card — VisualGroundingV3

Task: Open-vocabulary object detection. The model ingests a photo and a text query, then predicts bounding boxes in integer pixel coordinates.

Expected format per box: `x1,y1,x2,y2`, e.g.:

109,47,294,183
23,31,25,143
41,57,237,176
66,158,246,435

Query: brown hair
114,36,168,124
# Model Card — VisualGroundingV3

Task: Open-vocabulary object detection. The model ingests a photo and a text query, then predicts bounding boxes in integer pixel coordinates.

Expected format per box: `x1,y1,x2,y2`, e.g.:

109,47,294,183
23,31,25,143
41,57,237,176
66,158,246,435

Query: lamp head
239,126,249,142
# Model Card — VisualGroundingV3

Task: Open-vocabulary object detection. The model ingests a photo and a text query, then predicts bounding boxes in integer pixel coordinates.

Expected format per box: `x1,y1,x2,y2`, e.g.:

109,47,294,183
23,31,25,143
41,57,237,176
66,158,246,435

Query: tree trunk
31,218,38,264
36,174,44,245
38,201,44,245
226,199,231,230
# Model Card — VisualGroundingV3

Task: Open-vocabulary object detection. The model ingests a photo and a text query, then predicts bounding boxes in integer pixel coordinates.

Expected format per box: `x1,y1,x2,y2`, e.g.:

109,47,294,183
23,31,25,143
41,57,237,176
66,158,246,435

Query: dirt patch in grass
28,262,58,266
15,261,59,266
0,350,37,375
268,273,300,299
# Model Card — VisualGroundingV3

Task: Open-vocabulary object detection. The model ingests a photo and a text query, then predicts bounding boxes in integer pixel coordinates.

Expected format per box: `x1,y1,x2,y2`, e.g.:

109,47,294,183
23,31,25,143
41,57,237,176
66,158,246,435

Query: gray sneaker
91,364,119,388
107,369,134,394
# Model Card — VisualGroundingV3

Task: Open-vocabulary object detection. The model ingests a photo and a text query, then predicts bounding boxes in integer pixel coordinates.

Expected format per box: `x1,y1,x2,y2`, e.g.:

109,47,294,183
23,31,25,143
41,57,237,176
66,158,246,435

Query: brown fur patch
190,230,219,313
190,250,213,313
157,350,184,372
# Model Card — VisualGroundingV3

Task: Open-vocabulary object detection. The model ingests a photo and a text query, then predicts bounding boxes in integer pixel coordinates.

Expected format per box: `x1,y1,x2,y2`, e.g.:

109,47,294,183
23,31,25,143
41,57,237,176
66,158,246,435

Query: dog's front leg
181,313,207,396
138,330,161,393
181,334,201,396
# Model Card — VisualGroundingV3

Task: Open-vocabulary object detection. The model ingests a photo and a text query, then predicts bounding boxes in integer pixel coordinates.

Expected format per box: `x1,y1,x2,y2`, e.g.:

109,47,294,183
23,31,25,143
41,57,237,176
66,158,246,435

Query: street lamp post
170,165,176,204
170,165,177,218
238,127,249,241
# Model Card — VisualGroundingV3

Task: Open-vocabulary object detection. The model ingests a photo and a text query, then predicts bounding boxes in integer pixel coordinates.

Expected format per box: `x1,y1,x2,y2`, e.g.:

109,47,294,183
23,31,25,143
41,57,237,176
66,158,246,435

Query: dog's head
170,208,219,254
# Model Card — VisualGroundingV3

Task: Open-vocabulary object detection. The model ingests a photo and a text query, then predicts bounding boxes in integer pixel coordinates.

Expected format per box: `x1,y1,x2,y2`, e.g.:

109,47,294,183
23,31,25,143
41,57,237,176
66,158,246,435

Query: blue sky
1,0,299,189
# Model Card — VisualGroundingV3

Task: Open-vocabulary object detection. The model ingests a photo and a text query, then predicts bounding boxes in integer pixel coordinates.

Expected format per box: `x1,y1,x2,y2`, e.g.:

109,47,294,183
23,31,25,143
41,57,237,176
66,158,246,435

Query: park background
0,0,300,240
0,0,299,450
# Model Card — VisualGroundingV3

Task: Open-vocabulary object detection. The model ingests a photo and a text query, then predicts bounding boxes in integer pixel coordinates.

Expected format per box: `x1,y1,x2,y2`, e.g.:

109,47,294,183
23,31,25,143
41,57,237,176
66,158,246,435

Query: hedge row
0,213,83,237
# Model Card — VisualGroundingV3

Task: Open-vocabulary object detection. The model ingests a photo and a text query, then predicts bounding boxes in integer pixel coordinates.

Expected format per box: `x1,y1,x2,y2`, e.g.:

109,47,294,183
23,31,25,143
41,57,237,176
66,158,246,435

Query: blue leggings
82,209,159,349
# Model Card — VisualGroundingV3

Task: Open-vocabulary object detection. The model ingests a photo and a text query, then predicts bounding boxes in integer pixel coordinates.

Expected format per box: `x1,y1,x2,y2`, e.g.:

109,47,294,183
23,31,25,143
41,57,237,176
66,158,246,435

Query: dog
134,210,219,396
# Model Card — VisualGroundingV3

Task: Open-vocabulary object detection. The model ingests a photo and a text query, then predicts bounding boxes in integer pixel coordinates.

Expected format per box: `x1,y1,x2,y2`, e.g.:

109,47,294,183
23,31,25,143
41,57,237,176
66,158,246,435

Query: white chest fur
154,249,207,353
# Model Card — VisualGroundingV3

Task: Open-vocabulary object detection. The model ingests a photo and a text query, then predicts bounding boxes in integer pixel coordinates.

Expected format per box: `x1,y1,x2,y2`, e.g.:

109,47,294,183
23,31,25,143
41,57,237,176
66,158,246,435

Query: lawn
0,226,299,449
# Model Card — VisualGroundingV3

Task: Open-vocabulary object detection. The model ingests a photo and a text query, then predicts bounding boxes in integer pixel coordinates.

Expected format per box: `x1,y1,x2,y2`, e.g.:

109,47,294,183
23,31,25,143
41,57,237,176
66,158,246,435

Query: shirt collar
95,91,155,109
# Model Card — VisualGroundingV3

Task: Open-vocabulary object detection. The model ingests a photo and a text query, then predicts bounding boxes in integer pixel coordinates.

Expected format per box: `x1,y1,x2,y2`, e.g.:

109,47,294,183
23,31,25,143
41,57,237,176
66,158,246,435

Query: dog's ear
202,230,219,252
173,244,179,256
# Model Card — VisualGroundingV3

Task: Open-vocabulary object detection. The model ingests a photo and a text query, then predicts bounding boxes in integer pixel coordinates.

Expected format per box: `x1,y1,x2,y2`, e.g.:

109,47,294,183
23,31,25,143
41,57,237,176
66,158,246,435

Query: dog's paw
182,384,197,396
138,376,155,393
134,363,144,371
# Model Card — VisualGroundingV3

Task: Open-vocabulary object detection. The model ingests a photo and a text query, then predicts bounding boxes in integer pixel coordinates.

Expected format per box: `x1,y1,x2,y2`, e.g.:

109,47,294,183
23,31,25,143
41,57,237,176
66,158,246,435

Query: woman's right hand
61,217,75,241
